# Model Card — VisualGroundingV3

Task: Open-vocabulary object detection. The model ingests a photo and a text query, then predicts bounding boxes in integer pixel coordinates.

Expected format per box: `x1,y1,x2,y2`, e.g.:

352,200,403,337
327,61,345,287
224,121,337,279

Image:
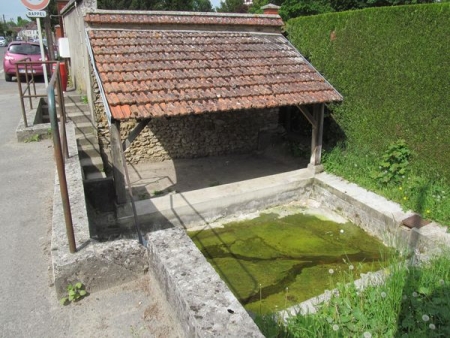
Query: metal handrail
16,60,66,129
47,62,76,253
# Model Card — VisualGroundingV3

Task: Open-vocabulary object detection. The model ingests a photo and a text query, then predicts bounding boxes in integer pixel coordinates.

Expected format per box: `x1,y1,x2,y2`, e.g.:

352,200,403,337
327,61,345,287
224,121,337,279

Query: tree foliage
216,0,248,13
97,0,213,11
248,0,284,14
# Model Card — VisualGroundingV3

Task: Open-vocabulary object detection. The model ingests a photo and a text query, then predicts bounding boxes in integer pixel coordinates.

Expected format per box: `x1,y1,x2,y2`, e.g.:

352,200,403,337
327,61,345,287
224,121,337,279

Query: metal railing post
47,63,76,253
16,65,28,128
56,68,69,159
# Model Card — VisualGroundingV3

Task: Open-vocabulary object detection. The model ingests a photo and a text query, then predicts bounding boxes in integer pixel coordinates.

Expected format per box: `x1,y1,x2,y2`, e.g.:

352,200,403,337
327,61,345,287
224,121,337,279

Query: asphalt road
0,48,182,337
0,46,58,336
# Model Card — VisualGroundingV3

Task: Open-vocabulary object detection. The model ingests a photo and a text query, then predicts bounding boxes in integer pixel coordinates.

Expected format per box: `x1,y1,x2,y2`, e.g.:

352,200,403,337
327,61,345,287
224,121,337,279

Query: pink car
3,41,48,82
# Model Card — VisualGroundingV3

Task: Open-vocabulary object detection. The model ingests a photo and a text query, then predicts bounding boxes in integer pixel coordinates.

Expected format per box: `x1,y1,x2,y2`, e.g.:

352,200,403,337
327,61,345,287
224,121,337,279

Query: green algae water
189,208,391,315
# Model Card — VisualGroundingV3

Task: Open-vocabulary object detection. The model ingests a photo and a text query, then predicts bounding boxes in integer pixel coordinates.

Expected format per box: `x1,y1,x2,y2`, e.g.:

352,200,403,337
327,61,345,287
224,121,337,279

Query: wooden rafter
297,105,317,129
122,119,151,151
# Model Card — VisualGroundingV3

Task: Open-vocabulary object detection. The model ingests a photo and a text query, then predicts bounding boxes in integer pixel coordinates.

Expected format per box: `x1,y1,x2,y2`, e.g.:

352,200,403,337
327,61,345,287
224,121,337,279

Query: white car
0,37,7,47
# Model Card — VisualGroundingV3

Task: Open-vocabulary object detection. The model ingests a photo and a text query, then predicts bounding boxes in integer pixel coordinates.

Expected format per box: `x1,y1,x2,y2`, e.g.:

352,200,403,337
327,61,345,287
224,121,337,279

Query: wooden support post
110,120,127,204
122,119,150,151
310,104,325,166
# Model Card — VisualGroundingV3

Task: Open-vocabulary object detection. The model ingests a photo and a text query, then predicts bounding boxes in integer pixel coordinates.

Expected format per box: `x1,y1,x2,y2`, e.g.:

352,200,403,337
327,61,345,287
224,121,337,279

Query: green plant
153,190,164,196
322,144,450,225
24,134,41,143
286,3,450,183
81,95,88,104
372,139,412,185
282,252,450,337
60,282,87,305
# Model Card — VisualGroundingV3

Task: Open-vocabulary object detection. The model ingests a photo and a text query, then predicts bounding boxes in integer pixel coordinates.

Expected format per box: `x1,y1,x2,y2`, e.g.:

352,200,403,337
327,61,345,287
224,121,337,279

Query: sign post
21,0,51,86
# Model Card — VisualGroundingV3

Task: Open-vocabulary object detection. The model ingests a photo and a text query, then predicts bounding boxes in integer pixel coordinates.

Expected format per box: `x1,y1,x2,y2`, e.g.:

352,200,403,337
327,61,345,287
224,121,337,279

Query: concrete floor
127,144,309,200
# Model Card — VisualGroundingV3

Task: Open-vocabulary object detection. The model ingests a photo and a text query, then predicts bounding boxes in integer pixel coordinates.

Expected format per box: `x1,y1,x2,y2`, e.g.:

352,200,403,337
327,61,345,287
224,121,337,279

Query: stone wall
95,102,280,164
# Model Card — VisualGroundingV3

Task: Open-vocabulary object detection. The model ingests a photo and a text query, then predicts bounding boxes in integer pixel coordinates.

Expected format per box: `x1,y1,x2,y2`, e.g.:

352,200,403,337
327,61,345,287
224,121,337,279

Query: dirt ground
127,143,310,200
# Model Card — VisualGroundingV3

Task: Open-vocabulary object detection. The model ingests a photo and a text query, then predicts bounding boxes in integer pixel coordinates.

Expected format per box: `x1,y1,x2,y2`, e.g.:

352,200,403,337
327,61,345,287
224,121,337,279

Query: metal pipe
56,67,69,159
16,64,28,128
48,63,76,253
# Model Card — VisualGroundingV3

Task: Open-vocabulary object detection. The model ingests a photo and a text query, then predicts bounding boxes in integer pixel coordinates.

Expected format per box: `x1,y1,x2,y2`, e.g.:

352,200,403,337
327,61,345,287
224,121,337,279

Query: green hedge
286,4,450,182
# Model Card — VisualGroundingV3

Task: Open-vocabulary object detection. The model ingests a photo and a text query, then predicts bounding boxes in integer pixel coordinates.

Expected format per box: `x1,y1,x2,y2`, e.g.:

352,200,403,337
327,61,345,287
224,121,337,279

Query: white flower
329,269,334,274
349,265,354,270
363,332,372,338
412,291,418,297
381,292,387,298
439,279,445,286
429,323,436,330
332,324,339,331
402,295,407,300
422,314,430,322
340,229,344,233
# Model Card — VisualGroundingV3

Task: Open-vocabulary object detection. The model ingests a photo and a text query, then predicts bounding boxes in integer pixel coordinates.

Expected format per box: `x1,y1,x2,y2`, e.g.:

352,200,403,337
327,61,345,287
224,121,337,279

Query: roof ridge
85,11,283,32
89,9,280,19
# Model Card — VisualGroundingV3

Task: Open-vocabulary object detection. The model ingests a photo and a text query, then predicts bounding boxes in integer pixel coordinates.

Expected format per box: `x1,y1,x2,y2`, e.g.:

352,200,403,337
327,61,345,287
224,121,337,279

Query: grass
256,252,450,337
322,145,450,226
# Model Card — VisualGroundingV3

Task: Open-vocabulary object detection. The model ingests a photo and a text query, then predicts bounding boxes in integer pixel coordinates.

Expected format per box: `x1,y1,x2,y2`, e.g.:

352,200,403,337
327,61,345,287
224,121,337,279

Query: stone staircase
63,93,106,181
63,93,116,216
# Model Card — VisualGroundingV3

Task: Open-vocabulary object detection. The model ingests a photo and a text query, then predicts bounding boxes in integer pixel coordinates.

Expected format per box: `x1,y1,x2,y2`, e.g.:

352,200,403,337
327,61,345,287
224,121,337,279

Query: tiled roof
85,12,283,28
86,13,342,120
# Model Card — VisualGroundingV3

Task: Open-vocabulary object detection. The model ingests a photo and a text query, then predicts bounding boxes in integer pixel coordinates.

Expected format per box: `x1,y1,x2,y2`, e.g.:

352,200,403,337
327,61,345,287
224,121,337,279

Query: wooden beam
297,105,317,129
122,119,150,151
310,104,325,166
110,120,127,204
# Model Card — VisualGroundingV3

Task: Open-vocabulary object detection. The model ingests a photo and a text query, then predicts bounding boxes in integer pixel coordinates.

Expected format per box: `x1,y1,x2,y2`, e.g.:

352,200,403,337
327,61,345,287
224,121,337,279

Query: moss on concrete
189,210,390,314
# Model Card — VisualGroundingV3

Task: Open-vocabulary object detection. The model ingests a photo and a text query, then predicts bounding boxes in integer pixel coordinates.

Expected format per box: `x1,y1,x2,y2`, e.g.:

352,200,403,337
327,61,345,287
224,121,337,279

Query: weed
81,96,88,104
372,139,412,185
137,192,150,200
322,146,450,225
24,134,41,143
256,253,450,337
60,282,88,305
153,190,164,196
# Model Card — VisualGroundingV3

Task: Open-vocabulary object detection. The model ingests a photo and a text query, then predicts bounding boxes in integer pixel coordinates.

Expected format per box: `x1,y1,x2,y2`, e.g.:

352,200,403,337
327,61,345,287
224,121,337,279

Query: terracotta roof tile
87,14,342,120
85,12,283,28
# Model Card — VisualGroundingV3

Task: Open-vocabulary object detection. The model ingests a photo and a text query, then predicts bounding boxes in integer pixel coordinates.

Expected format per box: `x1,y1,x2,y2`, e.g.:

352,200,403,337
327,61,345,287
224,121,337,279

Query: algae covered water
189,208,391,314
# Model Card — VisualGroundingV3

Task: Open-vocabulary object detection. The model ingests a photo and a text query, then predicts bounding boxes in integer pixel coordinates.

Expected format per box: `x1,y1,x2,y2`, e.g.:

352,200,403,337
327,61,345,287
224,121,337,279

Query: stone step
64,94,85,104
67,111,93,124
76,132,97,145
64,102,90,113
74,121,95,135
80,156,104,173
78,143,102,159
85,171,107,180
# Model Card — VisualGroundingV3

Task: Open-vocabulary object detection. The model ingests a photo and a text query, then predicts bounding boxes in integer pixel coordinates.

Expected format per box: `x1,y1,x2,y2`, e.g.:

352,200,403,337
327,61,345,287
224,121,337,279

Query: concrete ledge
125,168,315,231
16,98,51,142
313,172,450,252
51,121,147,298
147,227,264,338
